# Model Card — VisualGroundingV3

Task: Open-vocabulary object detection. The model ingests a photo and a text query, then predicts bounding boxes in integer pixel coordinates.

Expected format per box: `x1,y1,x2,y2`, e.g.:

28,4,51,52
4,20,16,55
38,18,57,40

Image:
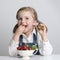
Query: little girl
9,6,53,56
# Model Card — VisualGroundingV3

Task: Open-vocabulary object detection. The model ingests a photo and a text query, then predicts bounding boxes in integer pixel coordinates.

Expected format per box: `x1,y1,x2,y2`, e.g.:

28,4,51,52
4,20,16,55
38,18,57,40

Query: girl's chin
23,30,27,33
23,30,29,34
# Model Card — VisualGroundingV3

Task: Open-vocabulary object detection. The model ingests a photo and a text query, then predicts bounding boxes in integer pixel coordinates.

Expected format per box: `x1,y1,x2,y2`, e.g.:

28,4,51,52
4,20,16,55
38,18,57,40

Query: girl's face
17,11,36,34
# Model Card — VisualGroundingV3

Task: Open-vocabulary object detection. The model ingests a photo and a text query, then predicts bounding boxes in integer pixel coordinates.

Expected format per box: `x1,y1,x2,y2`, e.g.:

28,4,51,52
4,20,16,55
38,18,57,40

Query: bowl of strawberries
17,44,38,57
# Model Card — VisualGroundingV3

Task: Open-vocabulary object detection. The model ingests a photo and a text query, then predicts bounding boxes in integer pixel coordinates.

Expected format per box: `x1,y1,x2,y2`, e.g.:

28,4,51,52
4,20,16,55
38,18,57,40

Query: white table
0,55,60,60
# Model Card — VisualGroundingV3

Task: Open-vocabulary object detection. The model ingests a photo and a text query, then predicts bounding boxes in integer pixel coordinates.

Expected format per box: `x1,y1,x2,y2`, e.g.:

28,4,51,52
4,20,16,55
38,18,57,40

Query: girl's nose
21,19,26,25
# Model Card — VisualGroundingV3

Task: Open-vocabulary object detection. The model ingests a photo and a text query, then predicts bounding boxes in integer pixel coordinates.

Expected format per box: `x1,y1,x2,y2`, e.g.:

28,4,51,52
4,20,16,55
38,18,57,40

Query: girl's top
8,28,53,56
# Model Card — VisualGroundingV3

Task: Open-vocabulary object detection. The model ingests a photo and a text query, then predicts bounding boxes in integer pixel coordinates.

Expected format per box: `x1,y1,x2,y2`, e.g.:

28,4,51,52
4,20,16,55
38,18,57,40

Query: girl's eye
18,18,22,20
26,18,29,20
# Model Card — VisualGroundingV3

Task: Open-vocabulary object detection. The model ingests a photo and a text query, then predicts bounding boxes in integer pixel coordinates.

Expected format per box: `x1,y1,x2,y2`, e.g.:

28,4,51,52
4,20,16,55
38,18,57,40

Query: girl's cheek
28,23,32,26
28,21,33,24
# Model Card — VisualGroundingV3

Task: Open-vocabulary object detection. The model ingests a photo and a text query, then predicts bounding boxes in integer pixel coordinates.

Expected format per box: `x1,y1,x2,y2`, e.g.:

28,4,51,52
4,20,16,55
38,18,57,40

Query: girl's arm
36,22,53,55
9,25,25,56
8,39,19,56
37,33,53,56
39,40,53,55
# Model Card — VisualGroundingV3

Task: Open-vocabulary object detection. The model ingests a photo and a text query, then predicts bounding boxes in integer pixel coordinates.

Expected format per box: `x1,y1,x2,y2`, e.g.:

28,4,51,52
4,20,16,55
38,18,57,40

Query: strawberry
27,47,31,50
17,46,22,50
22,45,29,50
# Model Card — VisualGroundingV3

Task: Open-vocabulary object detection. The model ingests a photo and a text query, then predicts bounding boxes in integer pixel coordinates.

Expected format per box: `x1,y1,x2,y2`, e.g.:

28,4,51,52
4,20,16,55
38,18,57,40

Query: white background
0,0,60,56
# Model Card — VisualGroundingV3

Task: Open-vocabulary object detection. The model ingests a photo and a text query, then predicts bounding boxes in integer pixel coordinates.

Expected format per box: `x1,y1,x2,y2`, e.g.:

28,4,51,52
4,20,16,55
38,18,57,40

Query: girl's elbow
40,47,53,56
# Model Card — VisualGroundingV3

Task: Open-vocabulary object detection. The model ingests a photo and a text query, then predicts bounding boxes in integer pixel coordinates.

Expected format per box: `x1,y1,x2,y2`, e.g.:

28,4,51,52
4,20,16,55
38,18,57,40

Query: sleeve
39,40,53,56
8,39,19,56
37,33,53,56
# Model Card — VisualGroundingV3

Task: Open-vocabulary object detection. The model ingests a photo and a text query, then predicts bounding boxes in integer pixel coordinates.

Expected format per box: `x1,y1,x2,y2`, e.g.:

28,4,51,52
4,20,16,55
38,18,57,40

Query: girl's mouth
23,25,28,27
25,25,28,27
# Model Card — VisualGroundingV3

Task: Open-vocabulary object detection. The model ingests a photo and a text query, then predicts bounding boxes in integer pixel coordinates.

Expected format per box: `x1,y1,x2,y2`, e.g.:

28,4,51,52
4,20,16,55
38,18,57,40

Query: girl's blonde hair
16,6,38,20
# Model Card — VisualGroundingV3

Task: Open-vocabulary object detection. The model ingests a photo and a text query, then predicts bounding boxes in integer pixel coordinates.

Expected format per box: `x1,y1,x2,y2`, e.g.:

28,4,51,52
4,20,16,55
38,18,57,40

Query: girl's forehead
19,10,33,14
19,11,34,17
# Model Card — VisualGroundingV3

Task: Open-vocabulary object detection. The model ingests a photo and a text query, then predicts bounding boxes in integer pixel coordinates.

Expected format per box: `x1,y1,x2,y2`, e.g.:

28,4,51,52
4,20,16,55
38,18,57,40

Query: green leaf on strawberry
31,45,38,50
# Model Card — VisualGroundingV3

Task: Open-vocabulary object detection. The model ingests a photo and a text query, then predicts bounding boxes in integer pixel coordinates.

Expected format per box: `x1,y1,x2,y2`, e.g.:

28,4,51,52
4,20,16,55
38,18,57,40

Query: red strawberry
22,45,29,50
27,47,31,50
17,46,22,50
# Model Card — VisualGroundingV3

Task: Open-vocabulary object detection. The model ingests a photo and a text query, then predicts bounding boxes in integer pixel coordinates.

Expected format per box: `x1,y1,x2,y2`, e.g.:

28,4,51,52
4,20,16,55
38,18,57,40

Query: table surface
0,55,60,60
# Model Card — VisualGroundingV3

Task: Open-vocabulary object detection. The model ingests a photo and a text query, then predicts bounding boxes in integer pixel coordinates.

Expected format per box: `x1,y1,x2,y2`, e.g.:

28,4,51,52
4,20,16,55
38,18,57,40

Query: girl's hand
15,25,25,36
12,25,25,42
35,22,48,42
36,22,46,35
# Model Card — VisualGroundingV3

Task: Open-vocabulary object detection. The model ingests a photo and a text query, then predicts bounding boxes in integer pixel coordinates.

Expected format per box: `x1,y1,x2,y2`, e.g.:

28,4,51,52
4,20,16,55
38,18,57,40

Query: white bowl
17,50,35,57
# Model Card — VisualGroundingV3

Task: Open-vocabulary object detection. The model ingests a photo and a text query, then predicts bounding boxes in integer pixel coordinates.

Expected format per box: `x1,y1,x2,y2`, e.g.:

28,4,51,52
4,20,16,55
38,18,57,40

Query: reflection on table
0,55,60,60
